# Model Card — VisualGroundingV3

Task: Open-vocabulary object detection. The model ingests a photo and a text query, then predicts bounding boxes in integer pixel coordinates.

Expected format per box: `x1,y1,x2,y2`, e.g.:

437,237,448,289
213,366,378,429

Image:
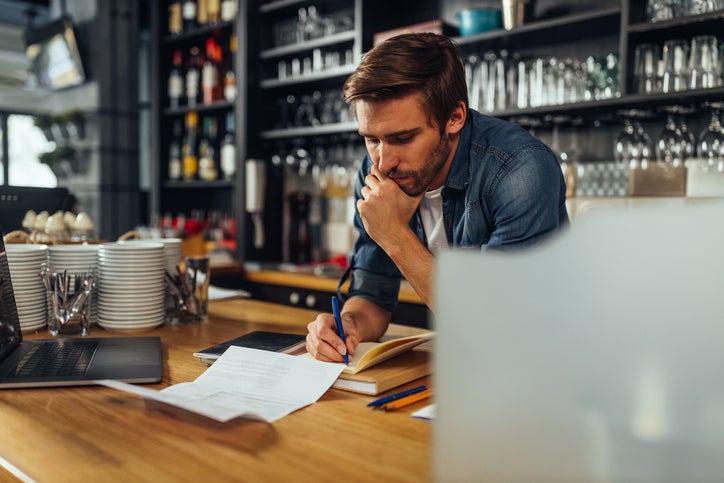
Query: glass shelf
260,64,356,89
259,30,356,59
260,121,358,139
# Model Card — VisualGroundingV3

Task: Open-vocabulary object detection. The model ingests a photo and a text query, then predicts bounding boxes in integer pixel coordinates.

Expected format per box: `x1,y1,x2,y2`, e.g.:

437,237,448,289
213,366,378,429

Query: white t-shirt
419,186,448,252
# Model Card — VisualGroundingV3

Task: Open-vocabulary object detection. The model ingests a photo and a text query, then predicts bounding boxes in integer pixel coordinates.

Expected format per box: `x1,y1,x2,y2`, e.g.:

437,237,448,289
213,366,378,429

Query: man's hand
306,312,359,362
357,163,423,247
305,298,392,360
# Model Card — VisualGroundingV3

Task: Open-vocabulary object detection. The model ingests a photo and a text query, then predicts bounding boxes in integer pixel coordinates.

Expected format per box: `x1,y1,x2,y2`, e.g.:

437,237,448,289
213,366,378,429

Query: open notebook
301,332,433,395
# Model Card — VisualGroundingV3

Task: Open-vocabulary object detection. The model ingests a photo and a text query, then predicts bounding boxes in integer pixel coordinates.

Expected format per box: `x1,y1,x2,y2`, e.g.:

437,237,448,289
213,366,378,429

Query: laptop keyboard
9,340,98,378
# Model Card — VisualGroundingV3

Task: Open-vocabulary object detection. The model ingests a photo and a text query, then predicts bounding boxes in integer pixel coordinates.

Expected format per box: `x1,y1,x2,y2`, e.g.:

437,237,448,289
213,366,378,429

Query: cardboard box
628,163,687,197
373,20,458,45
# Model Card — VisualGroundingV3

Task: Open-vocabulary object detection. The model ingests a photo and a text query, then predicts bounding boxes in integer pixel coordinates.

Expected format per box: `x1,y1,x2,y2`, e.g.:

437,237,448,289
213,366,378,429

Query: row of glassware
270,4,353,48
633,35,722,94
464,51,620,113
647,0,724,22
614,104,724,171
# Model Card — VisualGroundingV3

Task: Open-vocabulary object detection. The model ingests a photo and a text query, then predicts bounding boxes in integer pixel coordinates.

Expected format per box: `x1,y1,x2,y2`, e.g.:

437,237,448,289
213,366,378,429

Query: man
306,32,568,362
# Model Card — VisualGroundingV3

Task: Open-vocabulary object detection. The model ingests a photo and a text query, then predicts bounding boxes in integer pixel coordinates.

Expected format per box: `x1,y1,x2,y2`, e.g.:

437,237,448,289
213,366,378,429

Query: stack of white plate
97,241,166,332
118,237,183,311
48,244,100,325
6,244,48,333
158,238,183,274
118,238,183,274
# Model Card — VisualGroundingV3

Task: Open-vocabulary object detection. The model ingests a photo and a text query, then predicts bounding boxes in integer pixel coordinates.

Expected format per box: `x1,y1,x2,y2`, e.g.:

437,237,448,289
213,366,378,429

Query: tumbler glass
689,35,720,90
661,39,689,93
634,43,661,94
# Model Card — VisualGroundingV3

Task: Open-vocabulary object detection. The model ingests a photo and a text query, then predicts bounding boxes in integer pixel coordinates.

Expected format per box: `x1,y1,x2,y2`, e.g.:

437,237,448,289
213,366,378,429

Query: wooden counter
244,269,424,305
0,299,431,483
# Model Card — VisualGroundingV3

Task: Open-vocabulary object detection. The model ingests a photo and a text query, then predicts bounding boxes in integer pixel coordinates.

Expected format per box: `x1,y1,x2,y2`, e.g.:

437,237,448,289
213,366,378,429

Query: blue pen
331,296,349,365
367,385,428,408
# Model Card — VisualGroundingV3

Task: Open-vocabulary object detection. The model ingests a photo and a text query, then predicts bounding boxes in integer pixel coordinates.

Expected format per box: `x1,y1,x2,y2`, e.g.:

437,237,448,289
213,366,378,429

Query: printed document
99,345,344,423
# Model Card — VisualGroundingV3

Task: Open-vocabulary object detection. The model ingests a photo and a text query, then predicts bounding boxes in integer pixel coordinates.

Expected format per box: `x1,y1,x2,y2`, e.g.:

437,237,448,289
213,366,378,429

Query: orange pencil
382,388,433,411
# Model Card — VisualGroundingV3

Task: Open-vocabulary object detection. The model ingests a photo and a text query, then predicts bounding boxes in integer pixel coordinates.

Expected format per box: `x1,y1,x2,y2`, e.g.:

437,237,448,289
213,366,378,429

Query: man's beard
387,134,451,196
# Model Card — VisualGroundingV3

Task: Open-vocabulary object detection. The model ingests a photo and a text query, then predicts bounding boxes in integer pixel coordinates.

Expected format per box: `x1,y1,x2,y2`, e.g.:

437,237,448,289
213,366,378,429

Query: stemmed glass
634,118,655,170
698,103,724,172
614,118,639,169
656,109,685,167
614,110,654,169
677,109,697,166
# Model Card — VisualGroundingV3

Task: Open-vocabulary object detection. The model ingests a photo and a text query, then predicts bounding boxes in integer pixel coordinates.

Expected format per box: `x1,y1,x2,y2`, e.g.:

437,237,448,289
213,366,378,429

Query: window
0,112,57,188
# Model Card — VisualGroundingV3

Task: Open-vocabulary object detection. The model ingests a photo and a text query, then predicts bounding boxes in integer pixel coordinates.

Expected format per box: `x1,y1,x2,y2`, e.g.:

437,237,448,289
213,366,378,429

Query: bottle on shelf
168,50,184,109
224,34,237,102
202,38,222,105
198,115,219,180
197,0,208,27
168,119,183,181
182,111,199,181
220,111,236,179
182,0,197,32
207,0,221,25
220,0,237,22
186,46,202,108
169,0,183,36
224,70,236,102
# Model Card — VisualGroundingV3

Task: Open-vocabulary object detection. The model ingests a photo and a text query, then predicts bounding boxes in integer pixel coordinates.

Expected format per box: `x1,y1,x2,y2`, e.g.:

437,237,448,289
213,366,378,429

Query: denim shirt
343,108,569,312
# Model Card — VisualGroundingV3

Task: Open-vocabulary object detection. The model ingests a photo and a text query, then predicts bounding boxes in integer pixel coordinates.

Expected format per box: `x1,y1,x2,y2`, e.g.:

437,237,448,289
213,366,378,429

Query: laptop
0,232,162,389
432,200,724,483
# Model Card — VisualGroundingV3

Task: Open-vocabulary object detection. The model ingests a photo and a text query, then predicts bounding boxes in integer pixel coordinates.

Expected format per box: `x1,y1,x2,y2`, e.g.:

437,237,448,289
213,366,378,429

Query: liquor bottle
182,0,197,32
202,38,222,104
220,0,237,22
186,46,202,107
206,0,221,25
168,50,184,109
182,111,199,181
220,112,236,179
169,0,183,35
197,0,208,27
168,119,183,180
223,34,237,102
198,116,219,180
223,70,236,102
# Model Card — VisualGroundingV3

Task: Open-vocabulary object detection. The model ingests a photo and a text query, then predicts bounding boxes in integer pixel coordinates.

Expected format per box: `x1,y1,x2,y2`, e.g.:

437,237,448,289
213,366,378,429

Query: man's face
355,92,454,196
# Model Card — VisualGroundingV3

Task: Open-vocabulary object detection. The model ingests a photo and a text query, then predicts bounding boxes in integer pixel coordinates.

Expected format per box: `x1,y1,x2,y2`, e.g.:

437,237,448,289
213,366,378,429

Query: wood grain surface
0,299,431,483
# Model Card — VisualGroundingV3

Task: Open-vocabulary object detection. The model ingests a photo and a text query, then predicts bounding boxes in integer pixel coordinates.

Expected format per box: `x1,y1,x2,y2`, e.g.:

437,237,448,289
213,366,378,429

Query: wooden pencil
382,388,433,411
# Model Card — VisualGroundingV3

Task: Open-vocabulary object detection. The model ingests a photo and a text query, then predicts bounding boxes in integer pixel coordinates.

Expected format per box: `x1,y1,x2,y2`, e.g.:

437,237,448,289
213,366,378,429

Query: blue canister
457,8,503,36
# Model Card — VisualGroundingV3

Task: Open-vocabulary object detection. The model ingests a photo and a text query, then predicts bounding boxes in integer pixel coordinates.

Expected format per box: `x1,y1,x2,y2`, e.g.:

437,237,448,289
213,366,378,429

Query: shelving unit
150,0,248,260
148,0,724,269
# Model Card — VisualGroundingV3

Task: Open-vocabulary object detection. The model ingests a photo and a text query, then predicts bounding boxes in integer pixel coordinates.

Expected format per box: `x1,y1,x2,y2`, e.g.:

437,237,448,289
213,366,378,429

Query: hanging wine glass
614,117,639,169
656,109,685,167
634,119,654,170
698,103,724,172
676,107,697,167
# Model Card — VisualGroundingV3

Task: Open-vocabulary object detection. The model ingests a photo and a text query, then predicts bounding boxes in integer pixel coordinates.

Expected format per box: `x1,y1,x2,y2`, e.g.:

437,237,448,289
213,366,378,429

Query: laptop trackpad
92,338,161,366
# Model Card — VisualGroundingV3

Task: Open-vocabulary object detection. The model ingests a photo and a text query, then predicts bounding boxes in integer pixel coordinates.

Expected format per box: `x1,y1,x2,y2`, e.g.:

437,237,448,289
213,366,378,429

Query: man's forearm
341,296,392,342
381,228,435,310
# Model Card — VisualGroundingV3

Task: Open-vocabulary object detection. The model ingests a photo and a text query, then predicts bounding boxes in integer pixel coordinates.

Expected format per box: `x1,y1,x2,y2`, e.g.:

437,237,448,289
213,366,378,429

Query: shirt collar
444,113,473,191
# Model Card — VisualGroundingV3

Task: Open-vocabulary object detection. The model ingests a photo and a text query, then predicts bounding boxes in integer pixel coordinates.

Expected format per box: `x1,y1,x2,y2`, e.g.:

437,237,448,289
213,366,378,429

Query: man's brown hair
343,32,468,134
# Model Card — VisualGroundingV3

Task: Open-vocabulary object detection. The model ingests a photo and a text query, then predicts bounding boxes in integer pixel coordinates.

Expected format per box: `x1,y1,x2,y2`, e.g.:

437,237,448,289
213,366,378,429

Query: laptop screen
0,235,22,362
